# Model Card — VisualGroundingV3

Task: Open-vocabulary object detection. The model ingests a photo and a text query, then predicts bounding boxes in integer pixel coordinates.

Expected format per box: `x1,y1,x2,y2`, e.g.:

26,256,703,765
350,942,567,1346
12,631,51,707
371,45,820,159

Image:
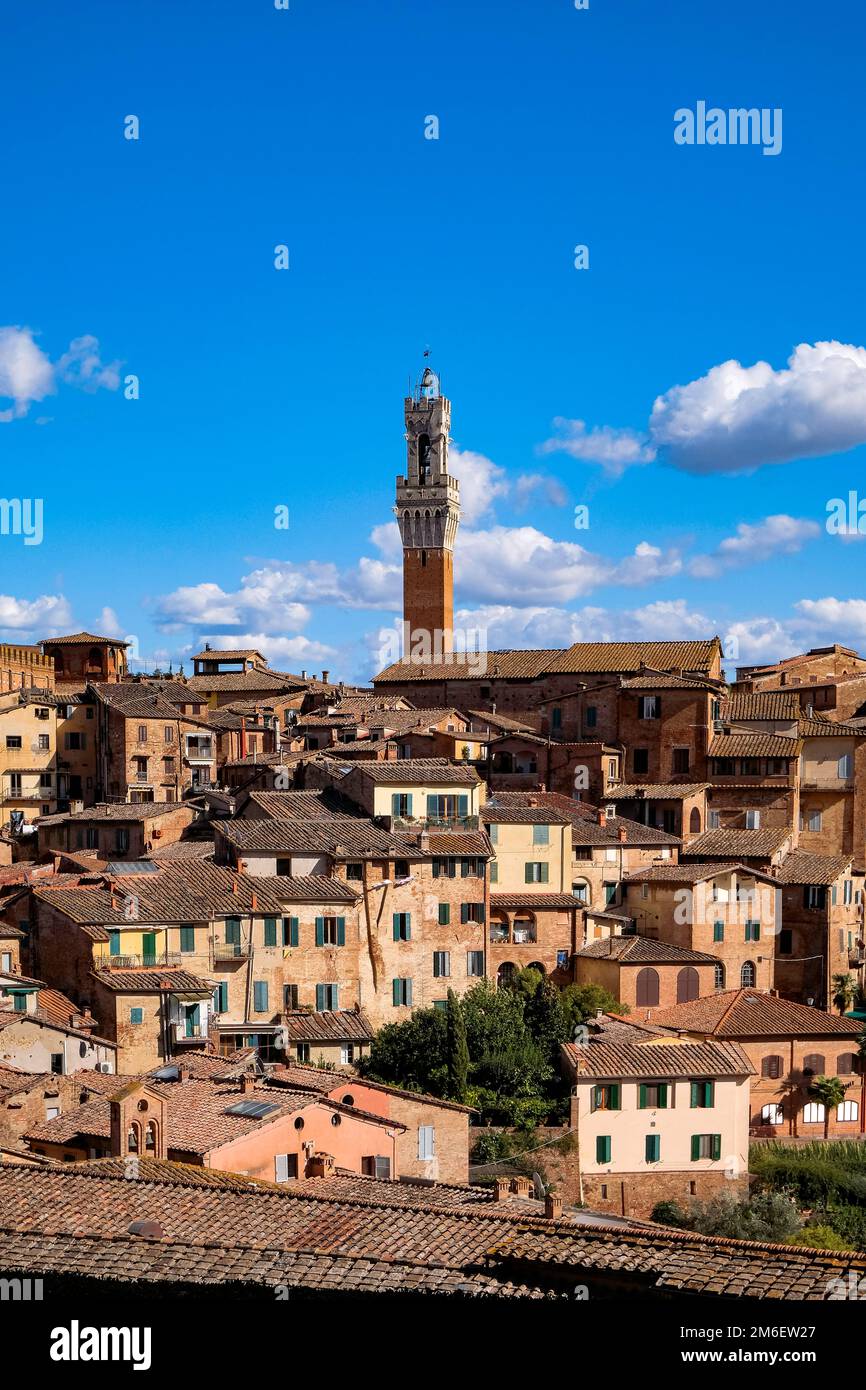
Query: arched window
740,961,756,988
145,1121,158,1152
636,967,660,1007
760,1103,783,1125
761,1054,783,1079
512,914,536,944
689,808,702,834
676,966,700,1003
837,1053,857,1076
802,1102,825,1124
88,647,102,668
528,961,546,976
803,1053,825,1077
418,434,432,481
713,962,725,990
497,962,517,989
837,1100,859,1123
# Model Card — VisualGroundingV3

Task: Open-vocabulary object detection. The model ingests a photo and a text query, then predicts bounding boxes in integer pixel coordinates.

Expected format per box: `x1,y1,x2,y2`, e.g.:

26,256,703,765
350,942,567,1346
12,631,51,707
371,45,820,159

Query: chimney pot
240,1074,256,1094
618,825,627,842
544,1193,564,1220
493,1178,510,1201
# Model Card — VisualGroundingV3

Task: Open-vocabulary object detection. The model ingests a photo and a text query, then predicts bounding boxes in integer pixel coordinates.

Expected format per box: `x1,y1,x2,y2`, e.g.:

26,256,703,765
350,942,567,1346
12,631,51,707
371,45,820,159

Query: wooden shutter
264,917,277,946
540,863,549,884
392,793,401,817
316,984,326,1011
315,916,324,946
432,859,441,878
336,917,346,946
458,795,469,817
524,863,533,883
427,794,438,816
405,978,413,1006
439,902,450,925
405,793,413,816
690,1135,700,1161
638,1084,647,1109
711,1134,721,1161
609,1084,620,1110
275,1154,290,1183
392,978,402,1006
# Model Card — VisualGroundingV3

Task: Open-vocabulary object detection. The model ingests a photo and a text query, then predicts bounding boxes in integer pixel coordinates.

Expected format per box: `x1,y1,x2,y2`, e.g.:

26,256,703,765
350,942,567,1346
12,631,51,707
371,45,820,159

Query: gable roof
574,935,720,965
561,1037,754,1079
682,828,792,859
773,850,855,886
375,640,722,684
651,989,864,1038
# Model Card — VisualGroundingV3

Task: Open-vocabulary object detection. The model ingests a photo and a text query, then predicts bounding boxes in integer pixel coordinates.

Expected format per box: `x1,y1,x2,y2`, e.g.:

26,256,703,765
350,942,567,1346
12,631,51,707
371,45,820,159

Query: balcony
132,771,150,783
172,1021,207,1045
490,925,510,944
213,943,251,962
185,742,214,762
391,814,479,831
105,952,182,970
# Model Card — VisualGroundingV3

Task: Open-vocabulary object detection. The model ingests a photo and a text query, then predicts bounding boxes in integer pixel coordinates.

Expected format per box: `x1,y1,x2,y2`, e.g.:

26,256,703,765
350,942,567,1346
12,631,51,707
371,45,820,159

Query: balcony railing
133,771,150,783
172,1021,206,1043
490,926,510,943
213,943,250,962
391,814,479,831
105,952,182,970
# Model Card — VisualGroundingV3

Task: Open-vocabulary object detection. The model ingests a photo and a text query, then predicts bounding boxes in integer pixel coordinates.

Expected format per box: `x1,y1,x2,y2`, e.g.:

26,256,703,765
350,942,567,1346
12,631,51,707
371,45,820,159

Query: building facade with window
0,692,58,827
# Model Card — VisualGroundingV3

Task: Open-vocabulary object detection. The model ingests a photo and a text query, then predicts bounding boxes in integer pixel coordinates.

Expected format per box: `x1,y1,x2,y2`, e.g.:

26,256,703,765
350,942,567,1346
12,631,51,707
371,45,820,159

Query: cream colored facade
485,817,571,892
0,695,57,825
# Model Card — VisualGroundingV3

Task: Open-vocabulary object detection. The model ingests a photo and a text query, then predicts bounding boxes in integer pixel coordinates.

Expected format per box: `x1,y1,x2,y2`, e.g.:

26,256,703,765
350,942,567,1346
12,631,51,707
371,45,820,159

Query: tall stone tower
395,364,460,658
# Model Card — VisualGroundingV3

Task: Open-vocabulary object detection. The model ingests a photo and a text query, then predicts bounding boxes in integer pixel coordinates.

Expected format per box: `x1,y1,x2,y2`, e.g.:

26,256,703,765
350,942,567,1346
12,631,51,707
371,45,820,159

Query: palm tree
832,973,856,1015
809,1075,848,1140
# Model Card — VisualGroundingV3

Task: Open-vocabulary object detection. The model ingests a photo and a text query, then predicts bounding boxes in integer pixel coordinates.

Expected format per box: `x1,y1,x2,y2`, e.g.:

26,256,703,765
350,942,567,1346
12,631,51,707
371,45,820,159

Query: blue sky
3,0,866,682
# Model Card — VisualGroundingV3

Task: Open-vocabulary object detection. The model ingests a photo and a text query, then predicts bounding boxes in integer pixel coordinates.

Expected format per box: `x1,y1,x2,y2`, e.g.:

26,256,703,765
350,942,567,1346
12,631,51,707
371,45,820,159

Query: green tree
446,988,469,1103
832,972,856,1015
672,1192,801,1243
359,1007,448,1096
809,1075,848,1140
559,982,626,1034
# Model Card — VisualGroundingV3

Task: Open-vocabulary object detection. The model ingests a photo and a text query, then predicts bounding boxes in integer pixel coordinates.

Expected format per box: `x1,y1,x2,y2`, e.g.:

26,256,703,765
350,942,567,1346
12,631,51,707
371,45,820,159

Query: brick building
574,936,721,1011
40,632,129,686
91,682,216,801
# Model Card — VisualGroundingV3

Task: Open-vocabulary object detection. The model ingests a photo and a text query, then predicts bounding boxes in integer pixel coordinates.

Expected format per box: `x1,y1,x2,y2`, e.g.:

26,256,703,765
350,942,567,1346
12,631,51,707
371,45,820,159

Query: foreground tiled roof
773,850,855,885
683,828,791,859
708,732,800,758
606,782,709,800
40,801,190,823
721,691,802,721
651,989,864,1038
562,1037,754,1078
217,818,422,860
243,789,362,820
280,1009,374,1043
624,860,774,884
91,967,214,995
270,1064,476,1114
482,805,571,825
574,935,719,965
347,758,480,785
421,830,492,857
0,1162,858,1300
189,670,308,693
797,715,866,738
375,641,721,684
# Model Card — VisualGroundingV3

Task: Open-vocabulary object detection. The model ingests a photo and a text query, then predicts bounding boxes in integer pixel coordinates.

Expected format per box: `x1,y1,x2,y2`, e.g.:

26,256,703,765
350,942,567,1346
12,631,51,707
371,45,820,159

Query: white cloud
455,527,681,605
0,592,73,635
156,576,311,630
0,326,120,422
793,597,866,644
688,514,821,578
542,341,866,477
0,328,55,421
200,632,337,668
539,418,657,476
454,597,719,652
95,606,125,638
512,473,569,509
448,446,510,524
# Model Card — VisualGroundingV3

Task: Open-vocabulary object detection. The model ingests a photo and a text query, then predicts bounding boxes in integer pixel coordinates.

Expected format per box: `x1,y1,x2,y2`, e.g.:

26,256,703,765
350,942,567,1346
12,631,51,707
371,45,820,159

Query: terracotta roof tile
651,988,864,1038
562,1037,753,1078
574,935,719,965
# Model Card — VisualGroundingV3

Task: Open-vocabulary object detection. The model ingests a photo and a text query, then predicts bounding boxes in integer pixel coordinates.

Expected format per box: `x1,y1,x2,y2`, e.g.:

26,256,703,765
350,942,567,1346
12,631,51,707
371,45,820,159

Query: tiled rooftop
651,988,865,1038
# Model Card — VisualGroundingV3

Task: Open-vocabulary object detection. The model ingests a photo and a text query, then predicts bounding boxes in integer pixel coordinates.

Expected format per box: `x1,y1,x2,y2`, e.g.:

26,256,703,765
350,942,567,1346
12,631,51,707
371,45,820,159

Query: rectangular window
263,916,278,947
691,1134,722,1161
838,753,853,779
418,1126,435,1160
284,984,299,1010
745,920,760,942
745,809,761,829
639,696,660,720
297,1042,310,1062
433,951,450,978
804,884,827,910
38,734,50,751
392,912,412,942
316,916,346,946
5,736,21,749
672,748,690,775
778,928,792,954
179,925,195,953
253,981,268,1012
361,1156,391,1180
346,862,363,881
225,917,241,945
807,809,823,832
391,792,413,818
164,726,174,743
438,902,450,926
532,823,550,846
690,1080,715,1109
645,1134,660,1163
633,748,649,775
283,916,299,947
276,858,292,876
713,919,724,943
551,707,562,730
213,982,228,1013
585,706,597,728
708,810,721,829
487,822,498,844
432,858,457,878
591,1084,620,1112
596,1135,611,1164
130,1007,143,1025
460,902,485,924
137,725,147,743
844,878,853,905
274,1153,298,1183
315,983,338,1011
489,860,498,884
524,862,549,884
638,1082,668,1109
467,950,484,976
392,977,412,1007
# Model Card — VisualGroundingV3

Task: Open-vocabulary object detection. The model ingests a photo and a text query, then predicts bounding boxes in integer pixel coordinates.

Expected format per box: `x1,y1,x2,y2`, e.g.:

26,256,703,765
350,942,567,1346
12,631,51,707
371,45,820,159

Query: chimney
419,831,430,853
301,669,308,680
493,1178,511,1202
597,808,606,827
240,1074,256,1094
510,1176,532,1198
618,825,627,843
321,670,330,683
232,877,238,895
544,1193,563,1220
251,891,258,912
306,1150,336,1179
177,1064,191,1082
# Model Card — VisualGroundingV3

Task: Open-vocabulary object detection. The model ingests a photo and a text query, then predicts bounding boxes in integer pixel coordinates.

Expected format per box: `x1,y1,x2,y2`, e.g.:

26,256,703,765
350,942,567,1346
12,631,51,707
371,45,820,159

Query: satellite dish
532,1172,546,1200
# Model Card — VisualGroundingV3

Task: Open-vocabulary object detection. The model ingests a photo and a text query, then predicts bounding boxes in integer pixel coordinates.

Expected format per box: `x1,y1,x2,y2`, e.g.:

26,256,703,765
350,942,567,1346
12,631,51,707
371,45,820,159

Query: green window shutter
432,859,441,878
393,913,403,941
524,863,532,884
180,925,194,953
404,914,411,940
609,1084,620,1111
405,793,413,816
592,1086,602,1112
658,1083,668,1109
596,1136,611,1164
460,858,470,878
638,1084,647,1109
392,793,401,817
713,920,724,942
264,917,277,947
315,916,324,946
253,981,268,1012
690,1081,698,1108
457,795,469,817
540,863,549,884
690,1135,700,1161
337,916,346,946
705,1081,714,1107
645,1134,660,1163
460,903,469,924
392,978,401,1006
490,861,498,883
427,795,438,816
283,916,299,947
316,984,326,1011
109,930,120,957
711,1134,722,1161
438,902,450,925
405,979,413,1006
